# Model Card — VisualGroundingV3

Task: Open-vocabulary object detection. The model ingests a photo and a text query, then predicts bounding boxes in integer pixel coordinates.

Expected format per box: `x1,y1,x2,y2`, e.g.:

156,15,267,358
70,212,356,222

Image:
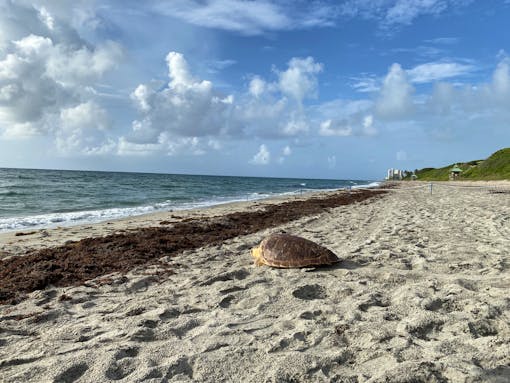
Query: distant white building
386,168,403,180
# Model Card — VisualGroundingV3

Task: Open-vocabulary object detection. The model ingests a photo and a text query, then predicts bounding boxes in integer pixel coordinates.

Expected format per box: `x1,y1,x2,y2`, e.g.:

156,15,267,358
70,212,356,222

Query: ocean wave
0,191,298,233
0,178,378,233
351,181,380,189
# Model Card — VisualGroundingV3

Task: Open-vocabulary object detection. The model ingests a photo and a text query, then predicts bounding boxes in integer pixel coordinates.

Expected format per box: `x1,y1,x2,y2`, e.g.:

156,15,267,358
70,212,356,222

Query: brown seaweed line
0,189,386,305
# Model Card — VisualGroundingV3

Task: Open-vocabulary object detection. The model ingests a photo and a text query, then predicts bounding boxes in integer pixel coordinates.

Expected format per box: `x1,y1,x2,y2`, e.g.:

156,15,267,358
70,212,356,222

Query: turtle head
251,246,265,266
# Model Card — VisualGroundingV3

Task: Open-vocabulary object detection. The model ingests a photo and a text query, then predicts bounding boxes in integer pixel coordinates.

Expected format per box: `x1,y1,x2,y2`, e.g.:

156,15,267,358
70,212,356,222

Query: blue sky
1,0,510,180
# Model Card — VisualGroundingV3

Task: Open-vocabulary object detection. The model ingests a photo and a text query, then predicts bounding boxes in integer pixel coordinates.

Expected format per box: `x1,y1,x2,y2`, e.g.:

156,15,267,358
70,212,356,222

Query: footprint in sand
53,362,88,383
199,269,250,286
218,295,235,308
292,284,327,300
114,347,139,360
468,320,498,338
299,310,322,320
164,356,194,380
105,359,136,380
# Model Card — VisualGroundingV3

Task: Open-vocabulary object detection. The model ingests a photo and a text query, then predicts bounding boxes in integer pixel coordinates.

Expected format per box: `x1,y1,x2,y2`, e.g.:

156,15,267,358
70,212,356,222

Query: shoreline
1,182,509,382
0,188,387,304
0,171,380,235
0,187,376,257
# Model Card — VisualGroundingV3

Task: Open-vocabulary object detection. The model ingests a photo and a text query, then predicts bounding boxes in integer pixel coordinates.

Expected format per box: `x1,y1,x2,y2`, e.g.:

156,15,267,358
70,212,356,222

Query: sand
1,182,509,382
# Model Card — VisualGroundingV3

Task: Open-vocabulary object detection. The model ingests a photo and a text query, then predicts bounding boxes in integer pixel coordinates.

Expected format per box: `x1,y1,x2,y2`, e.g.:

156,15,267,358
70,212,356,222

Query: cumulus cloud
250,144,271,165
492,58,510,98
249,76,266,98
318,114,378,137
56,102,113,155
362,115,378,136
282,117,309,136
353,59,475,96
375,63,414,119
236,56,323,138
277,144,292,164
128,52,324,151
426,57,510,115
128,51,237,151
117,135,213,157
277,57,323,104
315,98,377,138
0,2,122,154
429,82,456,114
319,120,353,137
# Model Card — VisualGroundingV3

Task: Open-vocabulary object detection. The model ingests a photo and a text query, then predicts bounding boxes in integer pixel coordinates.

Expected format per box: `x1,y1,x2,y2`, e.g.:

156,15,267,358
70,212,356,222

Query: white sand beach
1,182,509,382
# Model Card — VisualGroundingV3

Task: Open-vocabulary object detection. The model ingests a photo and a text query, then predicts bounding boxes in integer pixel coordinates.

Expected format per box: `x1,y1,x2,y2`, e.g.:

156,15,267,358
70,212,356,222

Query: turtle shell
258,233,340,268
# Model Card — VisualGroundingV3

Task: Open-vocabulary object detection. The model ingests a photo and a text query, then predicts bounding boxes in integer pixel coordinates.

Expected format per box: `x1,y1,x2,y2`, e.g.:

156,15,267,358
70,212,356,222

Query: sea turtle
251,233,340,268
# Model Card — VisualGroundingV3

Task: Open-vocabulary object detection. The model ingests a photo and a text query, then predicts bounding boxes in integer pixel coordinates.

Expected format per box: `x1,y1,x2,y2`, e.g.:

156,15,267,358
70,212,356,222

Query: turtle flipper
251,246,266,266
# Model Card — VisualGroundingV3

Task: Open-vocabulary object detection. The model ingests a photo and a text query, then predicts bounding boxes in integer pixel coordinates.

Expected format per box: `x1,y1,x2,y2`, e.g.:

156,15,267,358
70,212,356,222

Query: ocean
0,168,378,233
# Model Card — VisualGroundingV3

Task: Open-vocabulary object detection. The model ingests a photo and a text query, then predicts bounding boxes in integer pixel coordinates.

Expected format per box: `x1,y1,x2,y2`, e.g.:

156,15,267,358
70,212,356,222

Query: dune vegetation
404,148,510,181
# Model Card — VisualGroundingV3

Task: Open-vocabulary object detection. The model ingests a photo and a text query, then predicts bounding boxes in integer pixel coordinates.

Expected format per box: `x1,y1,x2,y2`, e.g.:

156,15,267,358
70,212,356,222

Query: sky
1,0,510,180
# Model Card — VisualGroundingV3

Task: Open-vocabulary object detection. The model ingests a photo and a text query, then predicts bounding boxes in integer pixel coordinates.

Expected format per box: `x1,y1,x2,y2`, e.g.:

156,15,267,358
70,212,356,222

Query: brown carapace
251,233,340,268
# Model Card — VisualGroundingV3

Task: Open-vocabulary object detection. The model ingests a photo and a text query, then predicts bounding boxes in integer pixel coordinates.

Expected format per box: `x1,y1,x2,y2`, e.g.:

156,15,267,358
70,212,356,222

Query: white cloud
250,144,271,165
351,76,380,93
0,33,120,135
117,137,163,157
128,51,237,146
315,99,376,137
425,37,459,45
341,0,472,30
38,6,55,31
205,59,236,73
236,56,323,139
46,41,123,86
56,102,112,155
318,114,377,137
385,0,448,26
123,52,238,157
131,85,152,112
152,0,337,35
492,58,510,97
428,82,455,114
375,63,414,119
249,76,266,98
282,117,309,136
117,135,212,157
314,99,373,118
1,122,40,140
426,57,510,115
277,57,323,103
0,2,122,154
407,61,474,84
319,119,353,137
362,115,378,136
277,145,292,164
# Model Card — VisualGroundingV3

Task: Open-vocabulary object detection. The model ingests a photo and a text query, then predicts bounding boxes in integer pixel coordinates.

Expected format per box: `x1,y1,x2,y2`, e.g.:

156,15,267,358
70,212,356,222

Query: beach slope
0,184,509,382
